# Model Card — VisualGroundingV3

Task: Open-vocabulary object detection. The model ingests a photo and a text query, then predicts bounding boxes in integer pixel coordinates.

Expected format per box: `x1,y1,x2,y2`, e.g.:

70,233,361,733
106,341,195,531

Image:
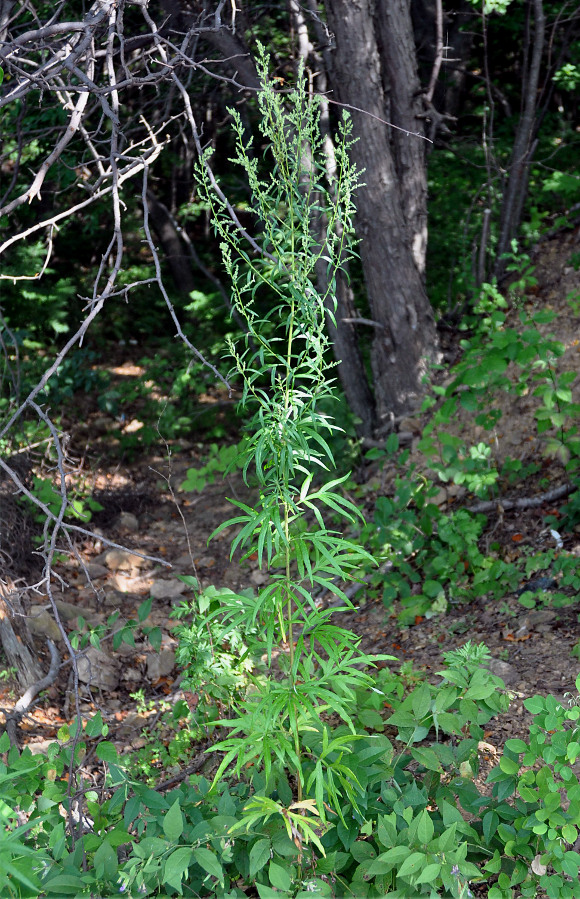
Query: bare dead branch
466,482,575,514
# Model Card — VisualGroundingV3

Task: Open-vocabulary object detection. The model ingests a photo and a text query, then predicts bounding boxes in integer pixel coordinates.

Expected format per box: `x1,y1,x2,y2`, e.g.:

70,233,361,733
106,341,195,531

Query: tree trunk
376,0,428,277
290,0,377,437
412,0,476,120
495,0,545,279
0,584,43,689
146,191,197,297
324,0,439,424
320,262,378,438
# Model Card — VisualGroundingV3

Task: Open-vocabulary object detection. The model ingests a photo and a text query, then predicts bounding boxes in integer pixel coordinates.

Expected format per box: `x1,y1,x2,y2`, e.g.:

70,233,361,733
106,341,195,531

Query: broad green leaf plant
191,48,387,841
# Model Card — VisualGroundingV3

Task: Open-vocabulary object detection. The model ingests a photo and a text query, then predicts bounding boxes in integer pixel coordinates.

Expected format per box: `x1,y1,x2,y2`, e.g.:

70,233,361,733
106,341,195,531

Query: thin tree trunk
495,0,545,279
146,191,197,297
324,0,439,424
412,0,476,120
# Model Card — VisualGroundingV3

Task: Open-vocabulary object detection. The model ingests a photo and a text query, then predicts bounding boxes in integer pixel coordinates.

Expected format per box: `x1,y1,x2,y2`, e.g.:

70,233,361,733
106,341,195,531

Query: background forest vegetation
2,0,580,896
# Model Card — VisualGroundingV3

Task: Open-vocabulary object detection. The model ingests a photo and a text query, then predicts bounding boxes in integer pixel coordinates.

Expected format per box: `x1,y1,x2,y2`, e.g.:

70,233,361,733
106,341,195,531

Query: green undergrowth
363,277,580,625
3,649,580,897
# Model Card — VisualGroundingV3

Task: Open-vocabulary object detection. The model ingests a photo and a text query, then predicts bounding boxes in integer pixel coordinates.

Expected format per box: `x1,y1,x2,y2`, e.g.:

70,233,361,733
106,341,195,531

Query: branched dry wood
0,0,251,834
466,482,575,514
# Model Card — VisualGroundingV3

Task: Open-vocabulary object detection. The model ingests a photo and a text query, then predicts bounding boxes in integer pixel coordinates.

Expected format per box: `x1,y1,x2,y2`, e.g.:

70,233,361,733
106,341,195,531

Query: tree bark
412,0,476,120
324,0,439,424
495,0,545,279
376,0,428,277
290,0,377,437
146,191,197,297
0,584,43,689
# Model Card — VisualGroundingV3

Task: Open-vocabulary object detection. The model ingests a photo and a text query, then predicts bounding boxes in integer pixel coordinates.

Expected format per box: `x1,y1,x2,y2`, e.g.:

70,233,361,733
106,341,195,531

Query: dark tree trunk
324,0,439,424
495,0,545,279
290,0,377,437
376,0,428,277
412,0,476,120
146,191,197,297
320,261,378,438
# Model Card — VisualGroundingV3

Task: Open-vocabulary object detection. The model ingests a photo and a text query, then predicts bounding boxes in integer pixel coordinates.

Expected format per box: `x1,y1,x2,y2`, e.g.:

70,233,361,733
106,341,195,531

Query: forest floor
3,224,580,860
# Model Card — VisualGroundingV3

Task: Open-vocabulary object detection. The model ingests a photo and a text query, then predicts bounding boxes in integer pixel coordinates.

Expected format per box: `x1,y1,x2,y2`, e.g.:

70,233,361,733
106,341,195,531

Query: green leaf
250,838,271,877
269,860,292,891
43,874,86,893
411,746,443,773
567,741,580,763
163,847,193,893
417,809,434,844
350,841,376,862
524,695,545,714
94,840,117,880
437,823,458,852
397,851,426,879
85,711,105,737
193,846,224,883
415,862,442,884
146,625,163,652
423,579,443,597
440,800,465,827
357,709,385,730
386,432,399,454
257,884,286,899
163,798,184,841
96,741,119,763
483,810,499,843
367,846,410,876
562,824,578,844
411,683,432,720
505,738,528,753
138,597,152,621
499,755,520,775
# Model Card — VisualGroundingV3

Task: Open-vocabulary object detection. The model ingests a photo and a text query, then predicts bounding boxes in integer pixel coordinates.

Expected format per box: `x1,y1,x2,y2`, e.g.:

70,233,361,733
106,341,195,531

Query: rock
172,554,195,569
55,600,89,622
149,579,187,599
28,739,56,755
102,588,127,608
524,609,556,628
115,640,138,657
250,569,268,586
446,483,466,499
116,511,139,532
121,667,143,684
77,647,119,689
399,417,423,435
84,562,109,580
110,572,152,594
28,610,62,642
484,658,518,686
103,549,147,571
147,649,176,680
515,577,558,597
116,711,149,738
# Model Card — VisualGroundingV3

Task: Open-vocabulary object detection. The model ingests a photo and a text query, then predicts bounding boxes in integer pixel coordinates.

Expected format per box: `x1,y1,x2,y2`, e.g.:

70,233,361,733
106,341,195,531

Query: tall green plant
192,49,386,841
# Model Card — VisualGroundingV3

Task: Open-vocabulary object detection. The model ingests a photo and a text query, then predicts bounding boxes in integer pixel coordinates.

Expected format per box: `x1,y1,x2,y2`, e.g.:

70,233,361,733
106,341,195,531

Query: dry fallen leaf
531,855,547,876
